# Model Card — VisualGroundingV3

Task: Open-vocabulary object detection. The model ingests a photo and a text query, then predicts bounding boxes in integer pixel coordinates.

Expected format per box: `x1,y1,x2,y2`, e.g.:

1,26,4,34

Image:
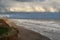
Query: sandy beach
9,19,60,40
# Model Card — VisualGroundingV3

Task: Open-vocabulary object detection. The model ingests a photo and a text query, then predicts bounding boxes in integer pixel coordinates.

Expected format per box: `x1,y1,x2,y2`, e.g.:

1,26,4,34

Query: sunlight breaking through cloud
0,0,60,12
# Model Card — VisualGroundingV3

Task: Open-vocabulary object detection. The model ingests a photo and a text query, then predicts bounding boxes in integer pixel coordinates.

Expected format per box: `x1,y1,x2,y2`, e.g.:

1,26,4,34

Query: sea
0,12,60,40
0,12,60,19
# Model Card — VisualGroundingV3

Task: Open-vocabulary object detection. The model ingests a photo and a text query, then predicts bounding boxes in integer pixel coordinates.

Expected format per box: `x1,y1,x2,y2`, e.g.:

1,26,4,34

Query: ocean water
10,19,60,40
0,12,59,40
0,12,60,19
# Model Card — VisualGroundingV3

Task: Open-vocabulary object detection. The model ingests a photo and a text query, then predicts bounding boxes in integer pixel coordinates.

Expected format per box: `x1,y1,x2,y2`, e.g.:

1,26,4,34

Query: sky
0,0,60,12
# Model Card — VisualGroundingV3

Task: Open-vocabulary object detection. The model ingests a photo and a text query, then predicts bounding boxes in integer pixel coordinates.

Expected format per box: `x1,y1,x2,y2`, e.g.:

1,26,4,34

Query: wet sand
11,22,50,40
9,19,60,40
16,26,50,40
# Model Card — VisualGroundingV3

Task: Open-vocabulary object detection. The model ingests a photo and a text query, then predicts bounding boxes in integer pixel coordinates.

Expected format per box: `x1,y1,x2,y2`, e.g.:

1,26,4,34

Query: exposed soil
0,19,51,40
0,19,18,40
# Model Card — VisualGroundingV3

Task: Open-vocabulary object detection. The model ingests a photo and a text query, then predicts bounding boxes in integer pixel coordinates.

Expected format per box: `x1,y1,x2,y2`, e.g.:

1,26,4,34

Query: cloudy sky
0,0,60,12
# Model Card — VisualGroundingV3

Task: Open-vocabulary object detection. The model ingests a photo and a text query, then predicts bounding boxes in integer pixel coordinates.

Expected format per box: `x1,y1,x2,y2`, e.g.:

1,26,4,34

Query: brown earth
0,19,18,40
0,19,51,40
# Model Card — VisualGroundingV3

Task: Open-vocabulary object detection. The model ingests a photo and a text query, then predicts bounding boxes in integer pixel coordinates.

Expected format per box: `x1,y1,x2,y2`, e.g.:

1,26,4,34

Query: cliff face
0,19,18,40
0,34,18,40
0,19,50,40
7,19,50,40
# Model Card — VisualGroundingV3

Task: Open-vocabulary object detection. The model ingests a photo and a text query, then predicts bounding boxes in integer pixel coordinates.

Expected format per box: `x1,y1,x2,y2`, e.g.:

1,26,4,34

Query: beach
8,19,60,40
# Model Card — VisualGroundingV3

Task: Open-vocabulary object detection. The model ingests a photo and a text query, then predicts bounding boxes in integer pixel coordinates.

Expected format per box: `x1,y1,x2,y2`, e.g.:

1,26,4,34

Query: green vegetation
0,27,12,36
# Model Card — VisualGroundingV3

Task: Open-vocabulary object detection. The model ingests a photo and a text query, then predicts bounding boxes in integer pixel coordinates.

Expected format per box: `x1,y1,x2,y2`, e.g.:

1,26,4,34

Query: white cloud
0,0,60,12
